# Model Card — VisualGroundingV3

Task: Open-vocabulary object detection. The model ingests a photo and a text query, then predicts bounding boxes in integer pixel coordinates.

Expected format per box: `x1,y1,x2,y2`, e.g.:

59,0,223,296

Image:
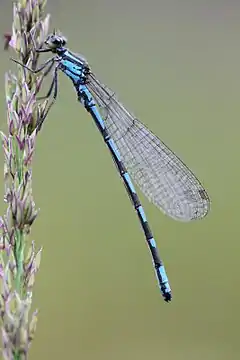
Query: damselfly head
45,33,67,49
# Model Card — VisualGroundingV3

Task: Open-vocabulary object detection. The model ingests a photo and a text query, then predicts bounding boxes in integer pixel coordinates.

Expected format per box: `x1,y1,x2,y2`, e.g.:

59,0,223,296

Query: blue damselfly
12,32,210,302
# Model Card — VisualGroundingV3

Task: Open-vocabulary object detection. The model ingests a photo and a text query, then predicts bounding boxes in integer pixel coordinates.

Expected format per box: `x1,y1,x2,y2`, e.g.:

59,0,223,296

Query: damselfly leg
36,66,59,132
11,56,58,132
11,56,55,74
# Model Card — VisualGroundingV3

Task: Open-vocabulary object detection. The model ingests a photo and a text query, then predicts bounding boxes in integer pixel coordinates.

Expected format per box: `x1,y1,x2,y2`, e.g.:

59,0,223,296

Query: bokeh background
0,0,240,359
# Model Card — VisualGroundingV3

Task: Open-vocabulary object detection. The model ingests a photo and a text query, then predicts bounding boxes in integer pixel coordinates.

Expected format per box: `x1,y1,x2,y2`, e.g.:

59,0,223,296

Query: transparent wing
87,73,210,221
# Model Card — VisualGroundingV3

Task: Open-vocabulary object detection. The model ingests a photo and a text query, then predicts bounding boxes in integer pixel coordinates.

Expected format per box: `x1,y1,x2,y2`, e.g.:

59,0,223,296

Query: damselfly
12,32,210,302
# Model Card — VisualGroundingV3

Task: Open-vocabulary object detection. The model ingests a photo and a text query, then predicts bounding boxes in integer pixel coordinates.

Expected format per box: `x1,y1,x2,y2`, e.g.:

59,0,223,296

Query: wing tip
164,196,211,222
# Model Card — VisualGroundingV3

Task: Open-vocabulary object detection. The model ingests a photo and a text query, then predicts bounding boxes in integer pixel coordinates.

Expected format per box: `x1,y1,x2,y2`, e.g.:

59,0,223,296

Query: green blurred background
0,0,240,359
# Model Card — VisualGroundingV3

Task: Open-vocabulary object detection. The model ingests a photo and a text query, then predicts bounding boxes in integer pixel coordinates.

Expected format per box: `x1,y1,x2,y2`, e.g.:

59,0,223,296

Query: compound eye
45,34,66,48
53,38,60,45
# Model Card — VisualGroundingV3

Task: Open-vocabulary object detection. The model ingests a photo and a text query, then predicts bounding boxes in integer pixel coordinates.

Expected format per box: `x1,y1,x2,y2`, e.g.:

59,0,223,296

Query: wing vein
87,73,210,221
